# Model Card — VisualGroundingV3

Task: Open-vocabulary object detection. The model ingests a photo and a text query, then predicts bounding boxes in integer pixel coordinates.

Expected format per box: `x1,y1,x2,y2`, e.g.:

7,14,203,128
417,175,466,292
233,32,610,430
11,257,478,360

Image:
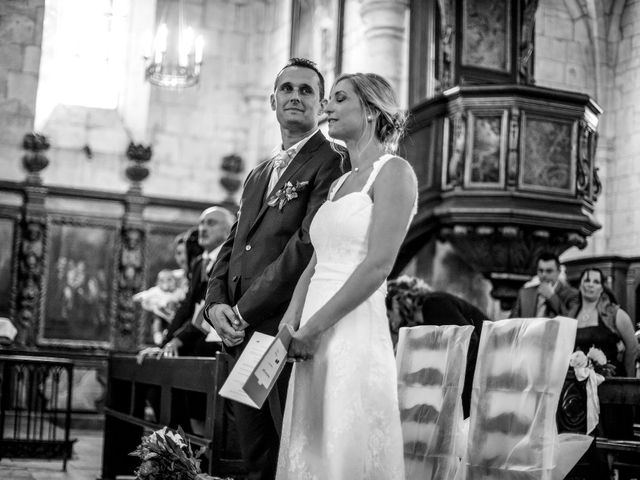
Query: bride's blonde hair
334,73,407,153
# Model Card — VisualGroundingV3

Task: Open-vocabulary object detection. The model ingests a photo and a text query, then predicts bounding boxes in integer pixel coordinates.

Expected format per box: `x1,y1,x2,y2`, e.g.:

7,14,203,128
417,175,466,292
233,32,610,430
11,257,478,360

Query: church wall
535,0,640,261
0,0,293,206
0,0,45,182
534,0,608,261
607,0,640,256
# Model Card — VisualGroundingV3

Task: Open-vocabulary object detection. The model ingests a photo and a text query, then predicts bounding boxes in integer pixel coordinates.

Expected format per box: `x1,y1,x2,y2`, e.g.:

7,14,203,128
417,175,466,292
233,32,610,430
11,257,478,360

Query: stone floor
0,429,103,480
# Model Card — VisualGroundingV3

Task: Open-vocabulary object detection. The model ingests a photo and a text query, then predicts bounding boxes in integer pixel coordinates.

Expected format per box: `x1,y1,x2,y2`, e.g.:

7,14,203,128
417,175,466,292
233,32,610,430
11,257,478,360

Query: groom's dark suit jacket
205,131,345,346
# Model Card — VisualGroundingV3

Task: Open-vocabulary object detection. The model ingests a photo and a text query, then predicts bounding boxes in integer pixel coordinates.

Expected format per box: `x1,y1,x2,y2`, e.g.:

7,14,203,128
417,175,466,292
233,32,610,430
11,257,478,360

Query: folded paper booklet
218,326,293,409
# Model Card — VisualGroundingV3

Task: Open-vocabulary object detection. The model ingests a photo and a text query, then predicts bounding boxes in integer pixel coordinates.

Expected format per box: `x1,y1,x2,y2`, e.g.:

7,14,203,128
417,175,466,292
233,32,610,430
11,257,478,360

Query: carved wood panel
520,114,576,194
461,0,511,72
465,111,508,187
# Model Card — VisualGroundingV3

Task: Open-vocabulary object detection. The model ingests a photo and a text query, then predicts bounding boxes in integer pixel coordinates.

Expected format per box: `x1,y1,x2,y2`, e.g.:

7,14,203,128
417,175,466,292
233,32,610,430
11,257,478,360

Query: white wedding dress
277,155,412,480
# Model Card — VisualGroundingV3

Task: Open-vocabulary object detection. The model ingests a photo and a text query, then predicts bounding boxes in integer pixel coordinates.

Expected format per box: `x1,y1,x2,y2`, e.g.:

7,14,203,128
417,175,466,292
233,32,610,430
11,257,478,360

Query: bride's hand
288,326,320,361
278,311,300,332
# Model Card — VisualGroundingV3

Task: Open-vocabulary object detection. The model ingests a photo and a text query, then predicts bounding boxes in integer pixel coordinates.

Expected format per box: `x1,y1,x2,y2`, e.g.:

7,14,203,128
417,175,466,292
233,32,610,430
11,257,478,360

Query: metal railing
0,354,75,470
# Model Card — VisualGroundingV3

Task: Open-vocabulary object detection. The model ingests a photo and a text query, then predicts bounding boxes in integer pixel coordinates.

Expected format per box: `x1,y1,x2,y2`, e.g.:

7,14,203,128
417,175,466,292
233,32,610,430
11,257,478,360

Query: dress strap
361,154,394,194
328,173,350,200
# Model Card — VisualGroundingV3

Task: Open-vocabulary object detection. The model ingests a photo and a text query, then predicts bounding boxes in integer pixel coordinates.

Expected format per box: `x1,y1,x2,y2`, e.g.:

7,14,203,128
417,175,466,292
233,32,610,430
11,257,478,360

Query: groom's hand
208,304,245,346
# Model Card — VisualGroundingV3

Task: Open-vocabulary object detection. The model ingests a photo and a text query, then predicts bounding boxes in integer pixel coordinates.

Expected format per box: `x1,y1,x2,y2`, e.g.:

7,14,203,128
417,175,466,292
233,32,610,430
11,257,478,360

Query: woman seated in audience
565,268,638,377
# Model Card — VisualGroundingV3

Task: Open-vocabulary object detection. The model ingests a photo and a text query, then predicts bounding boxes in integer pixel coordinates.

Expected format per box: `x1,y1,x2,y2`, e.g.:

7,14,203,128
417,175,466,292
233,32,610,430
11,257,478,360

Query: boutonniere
267,181,309,211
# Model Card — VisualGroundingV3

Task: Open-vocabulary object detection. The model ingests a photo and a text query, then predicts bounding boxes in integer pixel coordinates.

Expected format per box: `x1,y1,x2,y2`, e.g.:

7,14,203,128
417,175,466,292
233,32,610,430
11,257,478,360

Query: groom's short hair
273,57,325,100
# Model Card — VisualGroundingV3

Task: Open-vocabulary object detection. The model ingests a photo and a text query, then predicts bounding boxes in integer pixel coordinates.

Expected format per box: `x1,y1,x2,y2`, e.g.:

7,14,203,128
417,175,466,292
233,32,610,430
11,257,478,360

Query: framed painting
464,110,508,188
519,112,577,195
461,0,511,72
0,217,17,319
40,217,119,347
290,0,345,96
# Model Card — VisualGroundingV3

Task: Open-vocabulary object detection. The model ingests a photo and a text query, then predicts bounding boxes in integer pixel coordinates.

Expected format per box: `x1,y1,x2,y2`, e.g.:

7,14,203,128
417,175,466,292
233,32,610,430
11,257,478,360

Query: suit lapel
249,131,326,235
240,162,272,234
524,288,537,317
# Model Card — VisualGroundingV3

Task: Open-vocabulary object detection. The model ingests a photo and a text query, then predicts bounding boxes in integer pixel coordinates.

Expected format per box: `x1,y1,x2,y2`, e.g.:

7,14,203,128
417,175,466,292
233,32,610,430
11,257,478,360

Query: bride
276,73,417,479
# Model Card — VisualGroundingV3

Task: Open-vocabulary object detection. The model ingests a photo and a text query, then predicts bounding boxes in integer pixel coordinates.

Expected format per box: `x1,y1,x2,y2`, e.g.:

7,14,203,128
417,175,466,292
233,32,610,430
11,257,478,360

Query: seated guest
564,268,638,377
387,275,487,417
160,207,234,357
182,227,204,280
133,269,186,346
137,207,235,435
510,251,578,318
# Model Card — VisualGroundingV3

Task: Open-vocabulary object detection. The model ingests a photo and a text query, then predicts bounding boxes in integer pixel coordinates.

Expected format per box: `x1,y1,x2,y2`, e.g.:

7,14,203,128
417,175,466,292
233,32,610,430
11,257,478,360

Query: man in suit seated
137,206,235,435
387,276,487,418
510,251,578,319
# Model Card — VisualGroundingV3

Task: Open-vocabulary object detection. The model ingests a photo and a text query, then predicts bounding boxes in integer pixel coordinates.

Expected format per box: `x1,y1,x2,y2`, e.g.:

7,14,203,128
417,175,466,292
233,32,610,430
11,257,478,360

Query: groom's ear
270,93,276,111
319,98,327,115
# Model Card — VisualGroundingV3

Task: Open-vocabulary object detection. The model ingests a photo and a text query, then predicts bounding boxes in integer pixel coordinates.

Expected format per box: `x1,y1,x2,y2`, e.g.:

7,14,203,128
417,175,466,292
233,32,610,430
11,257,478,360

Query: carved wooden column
219,154,245,205
114,143,150,351
15,133,50,347
360,0,409,94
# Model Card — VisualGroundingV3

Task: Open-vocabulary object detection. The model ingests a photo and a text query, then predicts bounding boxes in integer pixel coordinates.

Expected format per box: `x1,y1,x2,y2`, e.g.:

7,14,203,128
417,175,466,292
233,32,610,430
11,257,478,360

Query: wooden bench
101,353,244,480
558,375,640,480
596,377,640,479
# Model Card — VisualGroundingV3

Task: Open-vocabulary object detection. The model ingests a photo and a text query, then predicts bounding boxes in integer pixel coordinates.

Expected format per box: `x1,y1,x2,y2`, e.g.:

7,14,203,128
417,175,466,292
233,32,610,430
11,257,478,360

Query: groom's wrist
232,305,244,322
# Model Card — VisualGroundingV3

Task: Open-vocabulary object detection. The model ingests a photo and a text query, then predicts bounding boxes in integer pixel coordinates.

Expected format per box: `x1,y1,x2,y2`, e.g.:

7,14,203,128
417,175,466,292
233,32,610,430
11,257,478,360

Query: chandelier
144,0,203,88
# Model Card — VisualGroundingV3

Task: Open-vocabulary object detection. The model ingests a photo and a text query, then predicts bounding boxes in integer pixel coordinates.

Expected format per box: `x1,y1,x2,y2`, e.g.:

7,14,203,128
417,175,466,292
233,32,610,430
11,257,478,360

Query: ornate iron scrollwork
557,372,587,433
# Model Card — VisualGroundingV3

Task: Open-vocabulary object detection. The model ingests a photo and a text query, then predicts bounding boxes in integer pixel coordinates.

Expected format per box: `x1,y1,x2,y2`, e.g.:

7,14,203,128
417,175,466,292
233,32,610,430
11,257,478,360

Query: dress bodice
278,158,409,480
575,316,621,374
309,154,416,284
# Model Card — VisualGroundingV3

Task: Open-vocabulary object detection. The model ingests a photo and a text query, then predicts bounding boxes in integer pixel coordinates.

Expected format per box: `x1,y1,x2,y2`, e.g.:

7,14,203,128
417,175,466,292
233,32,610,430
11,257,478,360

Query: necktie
267,148,295,196
200,252,209,283
535,294,547,318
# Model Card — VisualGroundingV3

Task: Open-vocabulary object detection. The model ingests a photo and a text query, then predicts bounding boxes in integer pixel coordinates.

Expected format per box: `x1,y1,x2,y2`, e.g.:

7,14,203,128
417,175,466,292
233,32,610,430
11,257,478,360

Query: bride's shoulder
378,155,417,184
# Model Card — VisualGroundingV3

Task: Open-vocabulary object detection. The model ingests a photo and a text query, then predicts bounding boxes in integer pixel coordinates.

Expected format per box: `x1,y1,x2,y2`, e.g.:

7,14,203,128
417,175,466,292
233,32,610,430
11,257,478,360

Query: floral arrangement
267,181,308,211
569,347,616,380
568,347,615,434
130,426,210,480
386,275,433,346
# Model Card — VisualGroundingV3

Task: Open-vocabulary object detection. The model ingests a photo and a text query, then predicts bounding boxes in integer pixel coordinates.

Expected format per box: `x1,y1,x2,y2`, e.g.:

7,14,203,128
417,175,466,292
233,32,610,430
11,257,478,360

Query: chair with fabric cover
396,324,474,480
462,316,578,480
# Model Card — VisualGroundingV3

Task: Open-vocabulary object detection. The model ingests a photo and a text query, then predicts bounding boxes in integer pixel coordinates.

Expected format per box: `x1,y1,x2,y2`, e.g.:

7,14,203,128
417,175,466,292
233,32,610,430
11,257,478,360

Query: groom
204,58,345,479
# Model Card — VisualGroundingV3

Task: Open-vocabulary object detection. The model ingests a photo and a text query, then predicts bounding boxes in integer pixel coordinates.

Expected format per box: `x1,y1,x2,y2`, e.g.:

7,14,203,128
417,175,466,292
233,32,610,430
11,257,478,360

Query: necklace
578,307,597,324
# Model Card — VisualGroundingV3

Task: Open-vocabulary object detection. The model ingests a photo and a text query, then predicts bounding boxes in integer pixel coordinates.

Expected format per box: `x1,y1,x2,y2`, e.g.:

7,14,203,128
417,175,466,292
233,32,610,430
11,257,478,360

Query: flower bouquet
568,347,615,434
386,275,432,347
129,426,231,480
569,347,616,381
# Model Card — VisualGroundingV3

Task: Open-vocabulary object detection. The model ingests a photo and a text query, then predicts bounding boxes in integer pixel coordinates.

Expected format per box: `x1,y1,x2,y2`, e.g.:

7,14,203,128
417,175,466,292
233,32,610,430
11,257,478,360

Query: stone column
245,88,269,170
360,0,409,94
